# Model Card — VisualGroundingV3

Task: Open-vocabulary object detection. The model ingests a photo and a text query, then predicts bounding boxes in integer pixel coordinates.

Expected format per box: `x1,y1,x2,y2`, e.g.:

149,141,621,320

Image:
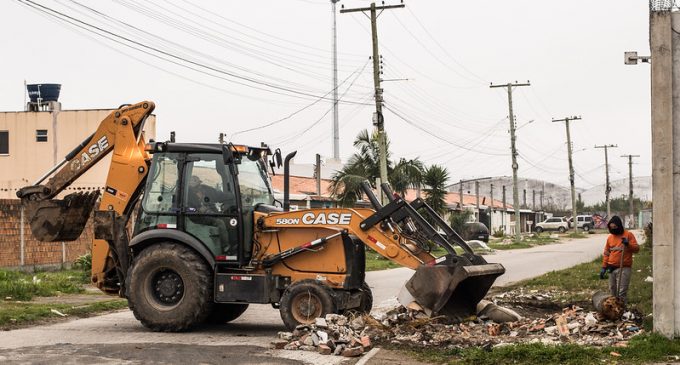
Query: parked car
462,222,490,242
534,217,569,233
567,215,595,232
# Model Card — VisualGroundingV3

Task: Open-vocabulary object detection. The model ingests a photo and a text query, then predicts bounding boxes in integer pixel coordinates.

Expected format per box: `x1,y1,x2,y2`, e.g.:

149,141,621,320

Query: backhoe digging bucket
405,255,505,319
24,191,100,242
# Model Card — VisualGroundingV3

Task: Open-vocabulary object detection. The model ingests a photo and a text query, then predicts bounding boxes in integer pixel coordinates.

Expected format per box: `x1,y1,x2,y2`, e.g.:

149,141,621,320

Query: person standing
599,215,639,304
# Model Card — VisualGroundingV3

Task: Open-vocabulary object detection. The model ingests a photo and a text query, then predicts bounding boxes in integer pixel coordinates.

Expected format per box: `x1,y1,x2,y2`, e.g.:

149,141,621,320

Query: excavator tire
205,303,249,324
126,242,213,332
359,282,373,313
342,282,373,316
280,280,336,330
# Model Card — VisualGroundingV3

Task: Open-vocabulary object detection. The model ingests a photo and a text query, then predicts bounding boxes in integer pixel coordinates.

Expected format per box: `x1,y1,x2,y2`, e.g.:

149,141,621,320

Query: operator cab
134,142,275,266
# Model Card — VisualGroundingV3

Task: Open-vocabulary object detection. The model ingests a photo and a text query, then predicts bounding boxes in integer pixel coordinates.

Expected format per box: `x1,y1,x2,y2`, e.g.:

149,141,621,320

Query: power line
231,59,370,138
18,0,372,105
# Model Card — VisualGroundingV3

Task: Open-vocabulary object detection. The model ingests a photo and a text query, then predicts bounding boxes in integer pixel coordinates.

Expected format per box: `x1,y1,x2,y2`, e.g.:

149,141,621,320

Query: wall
0,109,156,199
0,199,93,268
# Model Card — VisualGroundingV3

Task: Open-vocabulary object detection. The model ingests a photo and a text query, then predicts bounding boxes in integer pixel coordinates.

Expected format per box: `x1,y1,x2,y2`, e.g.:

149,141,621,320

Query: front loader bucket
24,191,100,242
405,255,505,319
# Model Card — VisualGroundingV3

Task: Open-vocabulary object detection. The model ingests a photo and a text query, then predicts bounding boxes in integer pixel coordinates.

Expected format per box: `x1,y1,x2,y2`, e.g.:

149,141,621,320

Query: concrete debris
644,276,653,283
270,313,373,357
272,288,645,354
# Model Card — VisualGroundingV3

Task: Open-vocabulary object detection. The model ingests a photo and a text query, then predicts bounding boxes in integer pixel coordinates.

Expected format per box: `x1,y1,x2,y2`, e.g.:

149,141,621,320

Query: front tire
535,226,544,233
280,280,336,330
126,243,213,332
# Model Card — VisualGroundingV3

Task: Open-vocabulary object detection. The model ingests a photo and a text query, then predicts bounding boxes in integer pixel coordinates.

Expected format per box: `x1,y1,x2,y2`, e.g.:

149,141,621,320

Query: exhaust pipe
283,151,297,211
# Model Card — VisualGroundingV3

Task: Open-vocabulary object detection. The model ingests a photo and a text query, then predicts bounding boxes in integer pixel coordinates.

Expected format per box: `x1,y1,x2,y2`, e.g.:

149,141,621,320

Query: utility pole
490,81,530,240
475,181,480,221
595,144,618,219
490,184,494,210
502,185,507,210
553,115,582,233
341,2,404,204
532,190,536,211
459,180,464,209
621,154,640,228
330,0,340,162
315,154,322,196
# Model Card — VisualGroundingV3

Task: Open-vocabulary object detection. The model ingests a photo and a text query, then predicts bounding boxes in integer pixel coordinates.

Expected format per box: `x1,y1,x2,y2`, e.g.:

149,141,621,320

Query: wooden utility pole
459,180,464,209
553,116,582,233
621,154,640,228
595,144,618,219
490,184,494,210
490,81,530,240
341,2,404,204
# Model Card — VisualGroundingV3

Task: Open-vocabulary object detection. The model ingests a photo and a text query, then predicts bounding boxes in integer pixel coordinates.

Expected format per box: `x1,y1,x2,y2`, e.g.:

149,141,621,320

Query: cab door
181,154,240,261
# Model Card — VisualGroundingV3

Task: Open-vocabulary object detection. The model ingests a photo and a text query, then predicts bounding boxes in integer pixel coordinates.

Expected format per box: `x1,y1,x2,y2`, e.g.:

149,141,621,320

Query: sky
0,0,652,190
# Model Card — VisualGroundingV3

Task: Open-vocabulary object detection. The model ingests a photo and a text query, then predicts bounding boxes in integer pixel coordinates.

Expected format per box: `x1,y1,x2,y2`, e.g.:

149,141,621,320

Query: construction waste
270,288,644,356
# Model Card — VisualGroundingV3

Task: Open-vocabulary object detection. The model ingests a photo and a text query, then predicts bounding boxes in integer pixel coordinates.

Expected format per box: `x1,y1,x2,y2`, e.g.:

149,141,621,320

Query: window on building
36,129,48,142
0,131,8,155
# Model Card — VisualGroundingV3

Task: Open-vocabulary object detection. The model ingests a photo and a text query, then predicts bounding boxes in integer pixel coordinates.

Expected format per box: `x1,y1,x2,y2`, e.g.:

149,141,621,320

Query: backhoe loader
17,101,505,331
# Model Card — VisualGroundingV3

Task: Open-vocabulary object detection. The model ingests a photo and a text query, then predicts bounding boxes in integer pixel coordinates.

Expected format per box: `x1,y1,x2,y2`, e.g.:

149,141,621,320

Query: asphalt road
0,232,609,365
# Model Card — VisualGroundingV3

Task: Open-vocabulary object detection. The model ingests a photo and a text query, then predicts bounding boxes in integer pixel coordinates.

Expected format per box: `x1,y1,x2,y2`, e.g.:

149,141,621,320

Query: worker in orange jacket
599,215,639,304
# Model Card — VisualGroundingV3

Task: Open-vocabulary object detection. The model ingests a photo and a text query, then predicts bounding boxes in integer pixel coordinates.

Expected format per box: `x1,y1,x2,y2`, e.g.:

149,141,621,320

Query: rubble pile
271,289,646,354
271,314,373,358
366,289,645,349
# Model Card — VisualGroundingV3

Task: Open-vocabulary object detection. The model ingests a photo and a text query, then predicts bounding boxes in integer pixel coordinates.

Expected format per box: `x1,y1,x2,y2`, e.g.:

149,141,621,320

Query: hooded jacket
601,216,639,269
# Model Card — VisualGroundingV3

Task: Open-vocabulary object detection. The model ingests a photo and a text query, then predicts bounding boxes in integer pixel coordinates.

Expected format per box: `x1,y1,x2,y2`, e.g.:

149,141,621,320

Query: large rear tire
558,226,566,233
206,303,249,324
280,280,336,330
126,242,213,332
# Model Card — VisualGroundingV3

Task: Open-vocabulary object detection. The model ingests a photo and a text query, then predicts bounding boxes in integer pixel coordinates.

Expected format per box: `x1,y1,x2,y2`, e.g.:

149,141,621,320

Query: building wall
0,109,156,198
0,199,93,268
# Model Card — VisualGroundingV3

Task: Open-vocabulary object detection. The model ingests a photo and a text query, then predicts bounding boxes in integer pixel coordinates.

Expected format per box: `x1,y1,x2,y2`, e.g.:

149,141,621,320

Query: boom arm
17,101,155,293
18,101,155,200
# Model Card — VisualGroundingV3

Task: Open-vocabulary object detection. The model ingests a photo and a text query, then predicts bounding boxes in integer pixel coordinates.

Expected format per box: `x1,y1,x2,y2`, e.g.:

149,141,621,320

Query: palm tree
330,129,424,206
422,164,450,215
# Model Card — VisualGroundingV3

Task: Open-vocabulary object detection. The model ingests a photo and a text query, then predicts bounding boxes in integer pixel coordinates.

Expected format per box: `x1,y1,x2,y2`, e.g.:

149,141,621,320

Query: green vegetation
329,129,424,206
411,333,680,365
400,242,667,364
0,299,127,329
0,269,89,301
488,234,558,251
422,164,449,215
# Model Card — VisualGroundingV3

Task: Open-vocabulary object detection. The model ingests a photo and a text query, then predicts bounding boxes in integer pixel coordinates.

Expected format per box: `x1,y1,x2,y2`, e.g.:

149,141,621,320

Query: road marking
356,348,380,365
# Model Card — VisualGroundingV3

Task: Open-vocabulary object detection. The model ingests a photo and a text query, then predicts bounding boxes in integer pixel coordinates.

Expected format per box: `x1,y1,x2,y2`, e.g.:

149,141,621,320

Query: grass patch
365,247,450,271
488,234,558,251
0,299,127,328
0,269,90,301
566,231,587,239
411,333,680,365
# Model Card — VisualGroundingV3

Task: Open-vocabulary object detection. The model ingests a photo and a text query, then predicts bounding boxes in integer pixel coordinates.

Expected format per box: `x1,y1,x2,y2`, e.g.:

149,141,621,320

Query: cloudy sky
1,0,651,189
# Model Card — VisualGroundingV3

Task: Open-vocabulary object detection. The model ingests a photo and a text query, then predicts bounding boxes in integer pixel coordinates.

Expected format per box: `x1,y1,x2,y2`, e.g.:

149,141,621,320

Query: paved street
0,232,612,364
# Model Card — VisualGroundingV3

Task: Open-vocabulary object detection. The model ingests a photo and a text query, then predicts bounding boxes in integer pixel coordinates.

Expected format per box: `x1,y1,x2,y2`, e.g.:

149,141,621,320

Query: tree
422,164,450,215
330,129,424,206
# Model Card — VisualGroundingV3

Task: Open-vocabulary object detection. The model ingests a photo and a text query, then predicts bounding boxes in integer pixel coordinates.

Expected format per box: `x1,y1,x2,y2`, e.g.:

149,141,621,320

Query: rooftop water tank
27,84,61,103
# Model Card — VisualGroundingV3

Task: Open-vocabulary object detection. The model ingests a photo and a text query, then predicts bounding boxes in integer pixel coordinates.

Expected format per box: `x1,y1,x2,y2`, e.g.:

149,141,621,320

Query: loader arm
259,179,504,319
17,101,155,292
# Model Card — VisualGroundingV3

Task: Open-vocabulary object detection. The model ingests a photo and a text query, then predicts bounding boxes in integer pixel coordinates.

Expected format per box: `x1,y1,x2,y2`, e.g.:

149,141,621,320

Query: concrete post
651,10,674,338
20,205,25,266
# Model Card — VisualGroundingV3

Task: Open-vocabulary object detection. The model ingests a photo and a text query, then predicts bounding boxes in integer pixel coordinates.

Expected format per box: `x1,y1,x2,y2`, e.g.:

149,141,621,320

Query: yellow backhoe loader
17,101,505,331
